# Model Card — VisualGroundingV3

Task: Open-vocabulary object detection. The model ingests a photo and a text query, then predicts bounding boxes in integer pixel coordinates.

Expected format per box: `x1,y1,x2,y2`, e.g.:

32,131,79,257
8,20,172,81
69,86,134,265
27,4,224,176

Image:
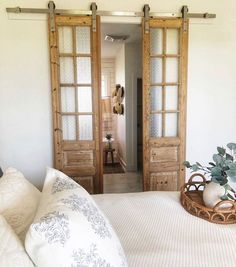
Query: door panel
143,18,188,191
49,15,102,193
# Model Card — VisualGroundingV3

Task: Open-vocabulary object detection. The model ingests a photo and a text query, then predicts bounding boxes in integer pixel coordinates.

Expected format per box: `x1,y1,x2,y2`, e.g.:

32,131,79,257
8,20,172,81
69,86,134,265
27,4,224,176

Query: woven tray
180,173,236,224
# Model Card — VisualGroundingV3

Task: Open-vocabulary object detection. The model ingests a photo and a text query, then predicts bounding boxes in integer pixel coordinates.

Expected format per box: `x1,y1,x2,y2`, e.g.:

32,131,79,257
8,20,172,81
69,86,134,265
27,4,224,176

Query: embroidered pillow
0,167,41,242
25,167,127,267
0,214,34,267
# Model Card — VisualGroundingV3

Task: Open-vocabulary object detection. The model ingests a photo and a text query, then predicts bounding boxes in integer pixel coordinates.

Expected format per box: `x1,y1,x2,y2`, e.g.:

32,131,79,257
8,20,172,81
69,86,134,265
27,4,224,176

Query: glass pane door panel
150,58,162,84
166,29,179,54
150,28,163,55
166,58,178,83
58,27,73,54
78,87,92,112
60,58,74,83
62,116,76,140
166,86,178,110
77,57,91,84
79,115,93,140
151,86,162,111
165,113,178,137
61,87,75,112
150,114,162,137
76,27,91,54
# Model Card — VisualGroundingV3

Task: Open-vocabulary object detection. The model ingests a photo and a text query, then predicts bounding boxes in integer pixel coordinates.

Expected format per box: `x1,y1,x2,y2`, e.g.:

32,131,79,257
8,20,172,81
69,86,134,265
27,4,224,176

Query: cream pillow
26,167,127,267
0,214,34,267
0,167,41,242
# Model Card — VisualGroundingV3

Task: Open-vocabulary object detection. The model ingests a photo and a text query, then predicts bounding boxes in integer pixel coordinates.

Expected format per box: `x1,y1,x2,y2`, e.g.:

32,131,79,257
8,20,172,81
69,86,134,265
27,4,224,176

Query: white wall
115,45,126,164
1,0,236,188
125,42,142,171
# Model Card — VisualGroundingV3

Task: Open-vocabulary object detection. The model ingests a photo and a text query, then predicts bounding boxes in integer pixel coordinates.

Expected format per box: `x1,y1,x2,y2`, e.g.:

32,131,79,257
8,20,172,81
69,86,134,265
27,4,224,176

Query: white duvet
93,191,236,267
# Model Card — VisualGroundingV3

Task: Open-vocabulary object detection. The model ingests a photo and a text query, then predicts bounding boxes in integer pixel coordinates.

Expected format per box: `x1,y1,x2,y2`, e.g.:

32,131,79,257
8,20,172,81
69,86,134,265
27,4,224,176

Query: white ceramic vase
203,182,225,208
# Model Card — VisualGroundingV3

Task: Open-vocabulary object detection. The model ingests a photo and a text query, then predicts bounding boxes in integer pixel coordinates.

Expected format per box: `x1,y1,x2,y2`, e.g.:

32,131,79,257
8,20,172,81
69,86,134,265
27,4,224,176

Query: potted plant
105,133,112,149
184,142,236,208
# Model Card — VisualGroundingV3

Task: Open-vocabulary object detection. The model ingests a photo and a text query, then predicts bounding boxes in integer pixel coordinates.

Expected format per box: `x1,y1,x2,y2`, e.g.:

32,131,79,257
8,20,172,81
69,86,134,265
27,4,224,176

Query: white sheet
93,191,236,267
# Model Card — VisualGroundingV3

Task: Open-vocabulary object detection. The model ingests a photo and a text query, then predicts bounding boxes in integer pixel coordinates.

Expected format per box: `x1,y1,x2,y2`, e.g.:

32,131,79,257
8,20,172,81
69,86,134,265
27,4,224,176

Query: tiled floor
103,171,143,193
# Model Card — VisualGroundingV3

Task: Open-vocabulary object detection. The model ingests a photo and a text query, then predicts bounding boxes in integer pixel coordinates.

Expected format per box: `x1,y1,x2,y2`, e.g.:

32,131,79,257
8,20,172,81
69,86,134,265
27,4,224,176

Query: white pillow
0,167,41,242
26,167,127,267
0,214,34,267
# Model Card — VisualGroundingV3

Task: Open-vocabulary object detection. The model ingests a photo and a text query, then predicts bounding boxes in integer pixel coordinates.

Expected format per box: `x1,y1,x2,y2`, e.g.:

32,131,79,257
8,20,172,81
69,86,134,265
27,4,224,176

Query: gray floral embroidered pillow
25,167,127,267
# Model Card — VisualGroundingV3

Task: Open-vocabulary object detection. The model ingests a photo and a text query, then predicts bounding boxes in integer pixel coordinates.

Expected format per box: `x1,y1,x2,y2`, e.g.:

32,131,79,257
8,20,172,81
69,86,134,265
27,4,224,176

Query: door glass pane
62,116,76,140
150,28,163,55
150,58,162,84
58,27,73,54
76,27,91,54
165,113,178,137
61,87,75,112
77,57,91,84
166,58,178,83
150,114,162,137
151,86,162,111
60,57,74,83
166,29,179,54
78,87,92,112
79,115,93,140
166,86,178,110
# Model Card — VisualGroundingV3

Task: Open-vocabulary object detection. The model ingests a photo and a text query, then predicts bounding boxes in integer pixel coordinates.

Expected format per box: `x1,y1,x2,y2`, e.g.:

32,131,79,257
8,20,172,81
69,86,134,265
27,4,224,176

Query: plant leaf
196,162,202,167
217,146,225,156
183,161,191,168
191,164,200,172
208,162,216,167
213,154,223,165
227,193,236,201
221,194,228,200
227,142,236,150
226,153,234,161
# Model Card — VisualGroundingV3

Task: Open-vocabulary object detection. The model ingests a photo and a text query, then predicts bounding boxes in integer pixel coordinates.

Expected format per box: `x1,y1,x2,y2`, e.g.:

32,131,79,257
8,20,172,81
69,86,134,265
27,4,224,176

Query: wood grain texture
49,15,102,194
143,18,188,191
142,19,151,191
48,15,62,170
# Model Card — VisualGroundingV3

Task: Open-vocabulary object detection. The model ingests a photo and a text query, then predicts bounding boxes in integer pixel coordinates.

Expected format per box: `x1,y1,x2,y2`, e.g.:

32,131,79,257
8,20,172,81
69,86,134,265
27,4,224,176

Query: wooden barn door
143,18,188,191
49,15,102,194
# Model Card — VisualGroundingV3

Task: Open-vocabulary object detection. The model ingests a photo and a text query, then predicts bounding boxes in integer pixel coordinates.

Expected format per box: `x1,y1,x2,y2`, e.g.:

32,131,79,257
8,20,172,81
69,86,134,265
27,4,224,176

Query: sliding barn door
49,16,102,194
143,18,188,191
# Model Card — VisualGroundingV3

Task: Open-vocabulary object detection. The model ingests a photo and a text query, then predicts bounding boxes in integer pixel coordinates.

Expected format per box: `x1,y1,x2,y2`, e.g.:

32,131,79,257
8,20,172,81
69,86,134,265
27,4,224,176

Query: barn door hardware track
6,2,216,20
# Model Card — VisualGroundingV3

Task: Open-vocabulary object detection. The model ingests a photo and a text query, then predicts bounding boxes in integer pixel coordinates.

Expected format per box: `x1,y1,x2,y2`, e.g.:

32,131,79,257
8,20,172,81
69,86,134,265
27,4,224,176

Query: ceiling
101,23,141,58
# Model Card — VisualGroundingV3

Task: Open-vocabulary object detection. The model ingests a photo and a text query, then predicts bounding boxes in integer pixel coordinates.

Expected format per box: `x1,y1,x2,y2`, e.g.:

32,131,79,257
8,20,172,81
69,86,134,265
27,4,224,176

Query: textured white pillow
26,167,127,267
0,167,41,242
0,214,34,267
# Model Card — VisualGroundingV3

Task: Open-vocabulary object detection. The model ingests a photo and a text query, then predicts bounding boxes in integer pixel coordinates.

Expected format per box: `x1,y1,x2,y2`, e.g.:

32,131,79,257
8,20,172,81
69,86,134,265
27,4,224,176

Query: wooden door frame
142,18,189,191
48,15,103,194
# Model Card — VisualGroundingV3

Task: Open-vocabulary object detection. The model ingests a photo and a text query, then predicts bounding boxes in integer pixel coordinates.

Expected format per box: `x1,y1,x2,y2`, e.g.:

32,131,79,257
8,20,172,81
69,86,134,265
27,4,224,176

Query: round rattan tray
180,173,236,224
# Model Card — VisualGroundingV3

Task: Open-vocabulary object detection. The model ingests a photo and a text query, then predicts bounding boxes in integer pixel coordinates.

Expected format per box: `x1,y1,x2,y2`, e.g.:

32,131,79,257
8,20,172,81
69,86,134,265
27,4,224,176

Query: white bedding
93,191,236,267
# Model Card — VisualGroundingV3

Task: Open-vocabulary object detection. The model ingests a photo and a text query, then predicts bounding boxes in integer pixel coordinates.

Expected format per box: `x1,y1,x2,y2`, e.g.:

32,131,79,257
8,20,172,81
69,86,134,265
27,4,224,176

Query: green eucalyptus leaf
223,184,235,195
213,154,223,165
227,142,236,150
229,162,236,169
226,171,236,182
191,164,200,172
220,195,228,200
183,161,191,168
217,146,225,156
226,153,234,161
209,162,216,167
220,178,228,186
196,162,202,167
227,193,235,201
211,177,221,184
211,166,222,176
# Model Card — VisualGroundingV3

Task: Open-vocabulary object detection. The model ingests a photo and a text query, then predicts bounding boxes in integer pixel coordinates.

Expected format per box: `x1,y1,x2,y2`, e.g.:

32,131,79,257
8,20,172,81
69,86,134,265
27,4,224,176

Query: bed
94,191,236,267
1,167,236,267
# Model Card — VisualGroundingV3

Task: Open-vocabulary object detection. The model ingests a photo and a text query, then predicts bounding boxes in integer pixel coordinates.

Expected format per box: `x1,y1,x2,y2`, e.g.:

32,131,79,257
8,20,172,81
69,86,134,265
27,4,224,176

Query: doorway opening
100,22,143,193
